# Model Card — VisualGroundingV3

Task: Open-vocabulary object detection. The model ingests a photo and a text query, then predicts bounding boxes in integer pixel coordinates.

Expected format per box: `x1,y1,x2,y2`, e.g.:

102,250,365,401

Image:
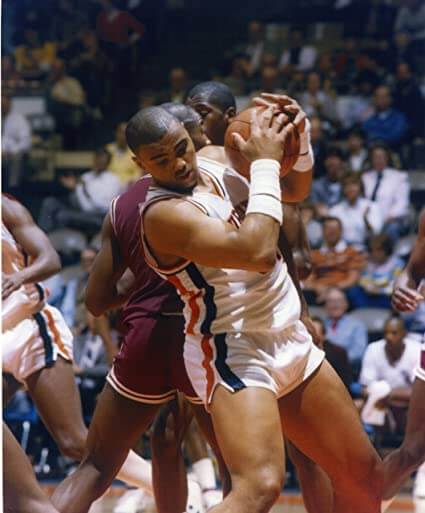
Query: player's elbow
250,248,277,272
47,250,62,275
85,291,105,317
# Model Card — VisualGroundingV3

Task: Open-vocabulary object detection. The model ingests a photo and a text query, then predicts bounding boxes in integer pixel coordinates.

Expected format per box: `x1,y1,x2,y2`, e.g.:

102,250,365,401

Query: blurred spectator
96,0,145,47
395,0,425,59
340,77,375,130
157,67,189,103
14,28,56,78
300,202,322,249
360,315,422,434
1,55,23,94
139,89,157,110
250,65,284,96
349,235,405,309
222,56,249,96
310,147,346,215
362,85,408,147
329,173,383,251
106,122,141,186
346,128,368,172
390,32,416,71
324,287,368,371
279,27,317,73
362,144,410,241
311,316,352,389
364,0,398,39
303,217,364,302
393,61,425,141
46,246,98,328
38,148,121,235
50,0,89,43
234,21,267,77
309,115,327,177
1,94,32,191
47,59,87,149
298,71,338,124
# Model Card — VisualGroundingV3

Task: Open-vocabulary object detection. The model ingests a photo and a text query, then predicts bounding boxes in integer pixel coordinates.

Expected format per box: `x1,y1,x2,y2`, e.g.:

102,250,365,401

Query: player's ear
225,106,237,123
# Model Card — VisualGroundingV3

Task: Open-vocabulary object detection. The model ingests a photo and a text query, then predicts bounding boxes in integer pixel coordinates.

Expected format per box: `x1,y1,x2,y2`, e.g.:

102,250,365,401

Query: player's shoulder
1,194,30,224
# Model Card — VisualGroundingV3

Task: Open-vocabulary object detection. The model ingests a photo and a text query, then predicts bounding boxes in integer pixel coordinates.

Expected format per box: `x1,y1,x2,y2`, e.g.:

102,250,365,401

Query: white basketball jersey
142,156,301,336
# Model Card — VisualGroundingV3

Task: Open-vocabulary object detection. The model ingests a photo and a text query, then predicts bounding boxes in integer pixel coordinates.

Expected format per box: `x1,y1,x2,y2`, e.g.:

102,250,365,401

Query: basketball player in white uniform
127,105,383,512
1,194,173,505
382,208,425,506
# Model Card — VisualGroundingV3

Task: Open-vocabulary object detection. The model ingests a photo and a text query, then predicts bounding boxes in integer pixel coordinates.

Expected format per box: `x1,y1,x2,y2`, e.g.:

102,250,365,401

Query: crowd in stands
3,0,425,487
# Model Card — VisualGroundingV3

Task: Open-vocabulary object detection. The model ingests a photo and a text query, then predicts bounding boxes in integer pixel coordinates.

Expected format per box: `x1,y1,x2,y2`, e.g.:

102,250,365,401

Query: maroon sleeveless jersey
110,176,183,323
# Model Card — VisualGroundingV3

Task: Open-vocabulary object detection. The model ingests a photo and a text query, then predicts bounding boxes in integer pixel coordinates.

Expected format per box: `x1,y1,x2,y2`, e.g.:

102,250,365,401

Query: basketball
224,106,300,179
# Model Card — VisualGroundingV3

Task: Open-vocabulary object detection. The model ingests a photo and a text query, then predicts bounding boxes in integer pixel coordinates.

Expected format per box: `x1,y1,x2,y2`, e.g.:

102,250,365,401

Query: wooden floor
82,489,424,513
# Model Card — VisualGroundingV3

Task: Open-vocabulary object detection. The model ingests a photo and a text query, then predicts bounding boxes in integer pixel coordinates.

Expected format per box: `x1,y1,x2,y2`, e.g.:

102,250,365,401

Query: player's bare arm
2,196,61,300
85,212,129,316
392,209,425,312
145,109,295,272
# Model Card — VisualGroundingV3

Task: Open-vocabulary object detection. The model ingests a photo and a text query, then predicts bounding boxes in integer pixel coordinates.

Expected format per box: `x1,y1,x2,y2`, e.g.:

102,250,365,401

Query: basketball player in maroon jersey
382,208,425,505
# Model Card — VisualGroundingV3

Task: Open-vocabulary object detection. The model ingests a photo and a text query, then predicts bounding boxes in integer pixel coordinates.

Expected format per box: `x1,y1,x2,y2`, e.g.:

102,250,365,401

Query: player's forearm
18,250,61,284
85,284,128,316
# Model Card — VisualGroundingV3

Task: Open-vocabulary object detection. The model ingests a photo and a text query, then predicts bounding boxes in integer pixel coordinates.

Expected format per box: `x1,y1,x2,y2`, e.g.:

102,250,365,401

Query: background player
1,194,168,504
133,105,382,512
383,208,425,503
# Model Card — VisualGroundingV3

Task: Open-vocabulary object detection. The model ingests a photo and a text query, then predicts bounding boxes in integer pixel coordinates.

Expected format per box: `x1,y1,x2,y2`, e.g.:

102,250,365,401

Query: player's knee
338,451,383,497
56,431,86,461
243,466,284,509
151,409,181,453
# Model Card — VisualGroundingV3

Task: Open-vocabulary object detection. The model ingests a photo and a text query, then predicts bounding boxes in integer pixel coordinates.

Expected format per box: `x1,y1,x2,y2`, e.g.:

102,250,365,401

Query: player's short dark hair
161,102,200,128
126,107,178,153
186,81,236,113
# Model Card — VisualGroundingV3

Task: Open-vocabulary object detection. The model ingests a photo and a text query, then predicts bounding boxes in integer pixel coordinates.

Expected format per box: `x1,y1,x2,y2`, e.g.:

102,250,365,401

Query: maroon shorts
107,314,200,404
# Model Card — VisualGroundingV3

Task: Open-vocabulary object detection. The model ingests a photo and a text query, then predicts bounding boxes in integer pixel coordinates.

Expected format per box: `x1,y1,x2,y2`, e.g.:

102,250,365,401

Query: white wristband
246,159,283,224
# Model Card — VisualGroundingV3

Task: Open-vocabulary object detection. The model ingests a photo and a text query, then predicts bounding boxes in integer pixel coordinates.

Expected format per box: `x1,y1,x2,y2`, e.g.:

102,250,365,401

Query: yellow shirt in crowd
106,143,141,186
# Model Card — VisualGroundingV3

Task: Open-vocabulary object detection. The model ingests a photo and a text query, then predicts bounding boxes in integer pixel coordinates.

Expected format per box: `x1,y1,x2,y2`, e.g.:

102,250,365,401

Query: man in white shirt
330,172,383,251
279,28,317,73
38,148,122,235
362,143,410,241
2,94,32,190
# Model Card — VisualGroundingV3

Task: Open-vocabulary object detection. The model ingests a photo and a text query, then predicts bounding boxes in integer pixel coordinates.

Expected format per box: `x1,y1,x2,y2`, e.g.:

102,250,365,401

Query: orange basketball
224,106,300,179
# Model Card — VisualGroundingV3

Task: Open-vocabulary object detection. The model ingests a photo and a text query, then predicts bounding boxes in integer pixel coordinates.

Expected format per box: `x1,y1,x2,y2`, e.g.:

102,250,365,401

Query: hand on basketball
253,94,307,134
391,285,423,312
232,107,296,163
2,272,24,300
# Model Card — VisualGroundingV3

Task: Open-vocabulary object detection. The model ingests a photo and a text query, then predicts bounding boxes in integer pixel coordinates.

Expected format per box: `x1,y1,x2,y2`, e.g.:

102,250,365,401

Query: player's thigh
25,356,86,438
209,385,284,481
279,360,381,480
84,382,160,471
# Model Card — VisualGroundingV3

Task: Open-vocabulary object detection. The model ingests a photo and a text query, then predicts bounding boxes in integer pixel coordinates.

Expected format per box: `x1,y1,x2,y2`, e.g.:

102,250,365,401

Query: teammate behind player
383,208,425,503
1,195,166,502
131,106,382,512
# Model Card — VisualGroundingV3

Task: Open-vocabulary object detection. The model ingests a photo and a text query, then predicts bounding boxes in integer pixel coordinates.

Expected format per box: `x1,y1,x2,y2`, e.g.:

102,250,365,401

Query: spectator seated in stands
362,85,408,148
298,71,338,125
279,27,317,74
311,316,352,389
395,0,425,60
38,147,121,236
157,67,189,104
310,147,346,216
1,94,32,192
329,172,383,251
323,287,368,375
346,128,368,173
222,55,249,97
46,246,98,329
47,59,88,149
14,28,56,80
303,217,365,303
300,201,322,250
106,122,141,186
310,115,327,177
348,235,405,310
362,143,410,241
250,65,285,97
393,61,425,142
359,315,422,441
232,20,268,78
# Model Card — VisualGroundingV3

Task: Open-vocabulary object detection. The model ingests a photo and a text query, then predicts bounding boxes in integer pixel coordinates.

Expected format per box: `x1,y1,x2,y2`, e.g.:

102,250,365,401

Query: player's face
187,97,229,146
135,121,199,193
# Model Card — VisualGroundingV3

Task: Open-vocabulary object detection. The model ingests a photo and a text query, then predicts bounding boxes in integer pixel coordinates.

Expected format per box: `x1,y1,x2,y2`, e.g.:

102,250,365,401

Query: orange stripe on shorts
168,275,201,335
201,335,215,401
43,308,71,360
